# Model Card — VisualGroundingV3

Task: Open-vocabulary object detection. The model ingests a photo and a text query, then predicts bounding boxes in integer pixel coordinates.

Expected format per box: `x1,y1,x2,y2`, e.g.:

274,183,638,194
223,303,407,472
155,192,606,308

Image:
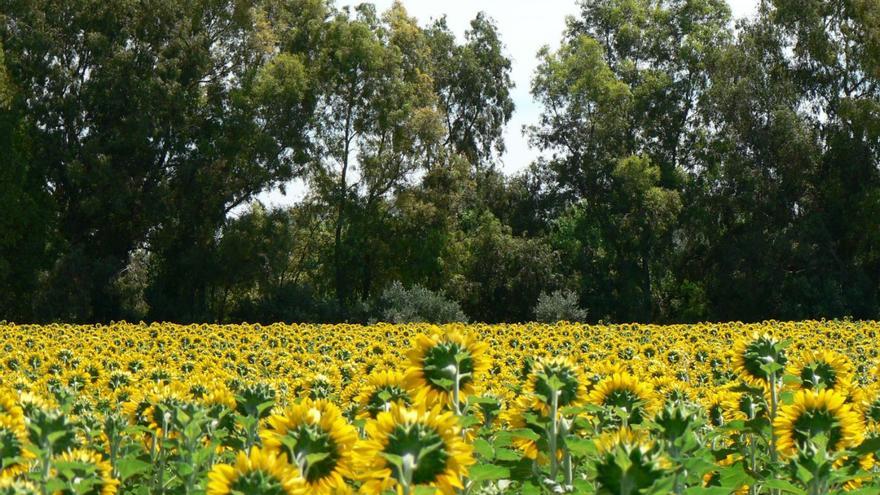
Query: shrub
380,281,468,324
534,289,587,322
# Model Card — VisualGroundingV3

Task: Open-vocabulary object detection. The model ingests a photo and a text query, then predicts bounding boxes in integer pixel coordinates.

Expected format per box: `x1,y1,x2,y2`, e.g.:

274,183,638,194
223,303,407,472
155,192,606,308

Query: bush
534,289,587,322
381,281,468,324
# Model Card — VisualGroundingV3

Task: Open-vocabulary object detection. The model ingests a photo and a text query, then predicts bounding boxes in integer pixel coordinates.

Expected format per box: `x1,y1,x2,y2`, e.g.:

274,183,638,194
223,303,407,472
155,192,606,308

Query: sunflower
594,427,653,455
0,415,34,478
774,389,864,457
588,372,657,428
593,428,669,494
0,390,24,428
703,390,744,428
260,399,357,495
404,331,489,409
526,357,586,415
355,371,413,420
207,447,299,495
788,350,853,394
500,395,555,462
0,479,39,495
702,454,748,495
853,384,880,432
732,334,788,387
355,404,474,495
52,449,119,495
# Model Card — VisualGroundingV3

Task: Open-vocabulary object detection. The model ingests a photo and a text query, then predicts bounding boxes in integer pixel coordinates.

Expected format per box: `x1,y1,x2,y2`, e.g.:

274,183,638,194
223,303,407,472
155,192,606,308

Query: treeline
1,0,878,324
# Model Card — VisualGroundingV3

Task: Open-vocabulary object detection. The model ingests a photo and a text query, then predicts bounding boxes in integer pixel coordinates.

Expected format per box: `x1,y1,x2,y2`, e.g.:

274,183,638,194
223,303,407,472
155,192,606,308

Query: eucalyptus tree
531,0,731,321
1,0,320,321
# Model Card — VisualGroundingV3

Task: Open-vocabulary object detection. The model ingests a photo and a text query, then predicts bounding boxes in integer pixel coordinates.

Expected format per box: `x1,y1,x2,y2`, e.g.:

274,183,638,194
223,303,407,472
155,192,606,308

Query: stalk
549,389,560,480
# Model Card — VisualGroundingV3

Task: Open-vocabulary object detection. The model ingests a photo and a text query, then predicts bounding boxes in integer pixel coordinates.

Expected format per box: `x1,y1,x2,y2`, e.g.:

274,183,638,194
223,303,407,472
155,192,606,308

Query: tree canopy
1,0,878,323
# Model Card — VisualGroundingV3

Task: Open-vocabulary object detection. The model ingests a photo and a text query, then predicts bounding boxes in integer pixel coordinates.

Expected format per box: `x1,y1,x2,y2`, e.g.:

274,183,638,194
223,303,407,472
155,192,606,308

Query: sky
256,0,760,208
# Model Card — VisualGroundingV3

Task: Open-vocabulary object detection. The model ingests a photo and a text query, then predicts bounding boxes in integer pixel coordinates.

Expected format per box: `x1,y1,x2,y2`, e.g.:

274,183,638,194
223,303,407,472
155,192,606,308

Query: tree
426,13,515,167
0,40,54,321
529,0,720,320
144,0,322,322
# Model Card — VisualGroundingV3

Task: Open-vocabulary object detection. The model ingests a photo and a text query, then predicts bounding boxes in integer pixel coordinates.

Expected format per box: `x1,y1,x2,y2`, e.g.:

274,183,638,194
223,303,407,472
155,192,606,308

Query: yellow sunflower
788,350,853,394
774,389,864,457
853,383,880,433
593,428,669,493
0,478,39,494
355,371,413,420
355,404,474,495
404,331,489,409
703,390,744,427
207,447,299,495
702,454,748,494
0,390,24,428
588,372,657,427
52,449,119,495
500,395,554,462
260,399,357,495
732,333,788,387
0,415,34,478
526,356,586,415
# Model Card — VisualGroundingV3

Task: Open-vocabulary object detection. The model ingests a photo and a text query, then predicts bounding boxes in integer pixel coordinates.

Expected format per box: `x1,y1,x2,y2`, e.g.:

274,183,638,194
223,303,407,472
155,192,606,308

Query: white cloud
255,0,759,208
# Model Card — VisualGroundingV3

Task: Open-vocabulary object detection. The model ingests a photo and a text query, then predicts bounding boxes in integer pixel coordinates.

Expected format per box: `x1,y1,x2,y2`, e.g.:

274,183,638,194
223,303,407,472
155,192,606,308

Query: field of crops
0,321,878,494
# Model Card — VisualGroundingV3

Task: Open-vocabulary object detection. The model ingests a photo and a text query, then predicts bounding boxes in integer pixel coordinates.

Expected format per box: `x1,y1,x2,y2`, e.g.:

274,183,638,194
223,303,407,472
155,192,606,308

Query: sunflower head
500,395,559,463
235,383,277,419
789,350,853,394
774,389,864,457
51,449,119,495
703,390,744,428
305,374,335,401
0,390,24,427
404,332,489,408
588,373,657,429
355,404,474,495
857,385,880,429
356,371,413,420
207,447,299,495
733,334,788,386
260,399,357,494
527,357,586,414
593,428,669,494
0,479,39,495
0,415,33,478
652,402,703,443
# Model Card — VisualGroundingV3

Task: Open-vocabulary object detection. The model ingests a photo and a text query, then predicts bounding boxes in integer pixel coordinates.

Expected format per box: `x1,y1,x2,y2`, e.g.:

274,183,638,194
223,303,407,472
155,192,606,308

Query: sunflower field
0,322,879,495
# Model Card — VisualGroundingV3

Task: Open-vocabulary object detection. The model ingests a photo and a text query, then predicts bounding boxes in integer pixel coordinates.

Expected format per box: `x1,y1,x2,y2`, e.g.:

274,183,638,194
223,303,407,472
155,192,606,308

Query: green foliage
380,281,468,324
534,290,588,323
0,0,878,323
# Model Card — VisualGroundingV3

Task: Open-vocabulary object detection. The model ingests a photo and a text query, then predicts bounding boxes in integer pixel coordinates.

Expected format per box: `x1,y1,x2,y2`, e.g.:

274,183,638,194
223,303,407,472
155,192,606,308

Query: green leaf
306,452,331,465
468,463,510,482
762,479,806,494
717,462,754,490
508,428,540,441
473,438,495,459
117,458,152,480
565,437,596,457
521,481,543,495
684,487,739,495
380,453,404,469
494,448,522,461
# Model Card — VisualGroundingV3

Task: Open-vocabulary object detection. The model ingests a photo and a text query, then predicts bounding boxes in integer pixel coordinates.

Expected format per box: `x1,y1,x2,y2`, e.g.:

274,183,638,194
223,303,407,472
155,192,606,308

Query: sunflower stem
401,453,416,495
452,364,462,416
769,370,779,464
549,388,560,480
39,443,52,495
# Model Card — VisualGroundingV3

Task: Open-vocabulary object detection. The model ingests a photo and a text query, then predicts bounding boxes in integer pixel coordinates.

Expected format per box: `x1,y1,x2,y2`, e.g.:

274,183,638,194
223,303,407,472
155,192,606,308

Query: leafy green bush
534,289,587,322
380,281,468,324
